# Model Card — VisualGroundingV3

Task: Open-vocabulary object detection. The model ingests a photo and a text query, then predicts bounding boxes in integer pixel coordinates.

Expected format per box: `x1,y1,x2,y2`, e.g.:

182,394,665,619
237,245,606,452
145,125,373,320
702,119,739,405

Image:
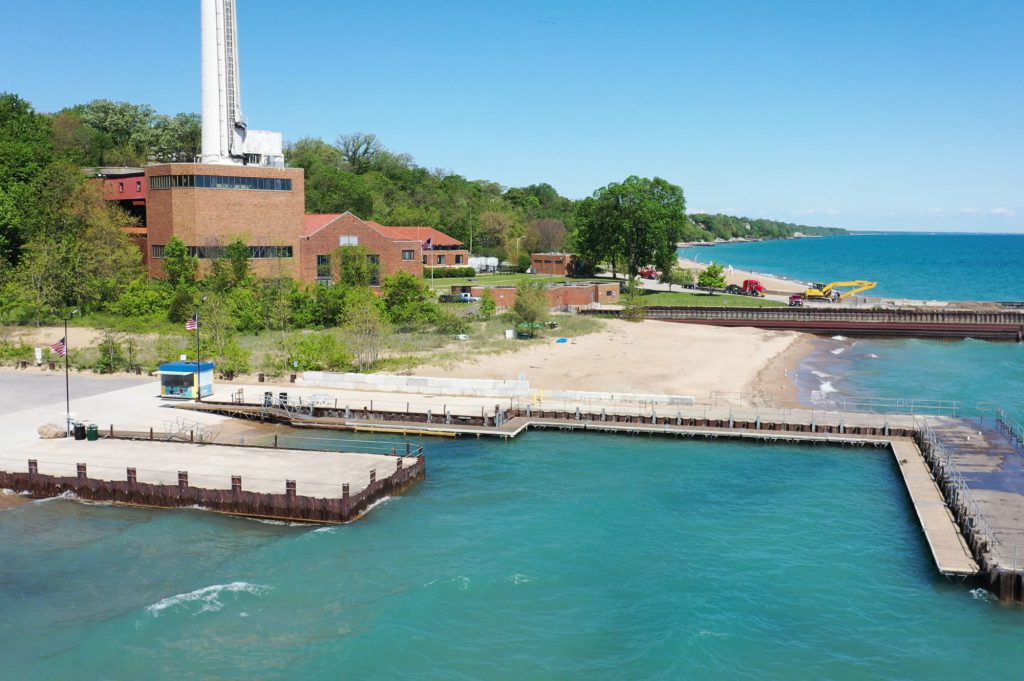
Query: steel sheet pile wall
582,306,1024,340
0,455,425,524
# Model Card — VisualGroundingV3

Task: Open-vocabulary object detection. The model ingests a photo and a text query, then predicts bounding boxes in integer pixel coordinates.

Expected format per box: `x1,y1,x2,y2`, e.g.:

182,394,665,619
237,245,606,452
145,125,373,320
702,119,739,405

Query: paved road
0,370,150,415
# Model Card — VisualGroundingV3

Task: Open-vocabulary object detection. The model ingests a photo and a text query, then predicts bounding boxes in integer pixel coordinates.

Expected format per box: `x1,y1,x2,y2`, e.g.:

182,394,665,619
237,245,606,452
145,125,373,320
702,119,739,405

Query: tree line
0,91,847,331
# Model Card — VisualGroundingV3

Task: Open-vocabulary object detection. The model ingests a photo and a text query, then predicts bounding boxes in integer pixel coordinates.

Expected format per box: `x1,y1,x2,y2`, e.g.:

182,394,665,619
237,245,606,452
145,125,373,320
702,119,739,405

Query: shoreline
747,333,817,408
676,255,808,294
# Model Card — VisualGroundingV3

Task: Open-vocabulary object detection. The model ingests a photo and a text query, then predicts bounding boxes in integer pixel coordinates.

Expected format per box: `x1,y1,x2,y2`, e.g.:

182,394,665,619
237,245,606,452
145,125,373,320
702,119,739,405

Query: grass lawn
642,290,787,307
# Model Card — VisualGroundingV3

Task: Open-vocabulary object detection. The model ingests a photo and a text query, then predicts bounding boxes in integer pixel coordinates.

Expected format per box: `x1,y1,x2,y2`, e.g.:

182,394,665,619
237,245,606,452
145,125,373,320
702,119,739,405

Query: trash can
73,423,86,441
86,424,99,441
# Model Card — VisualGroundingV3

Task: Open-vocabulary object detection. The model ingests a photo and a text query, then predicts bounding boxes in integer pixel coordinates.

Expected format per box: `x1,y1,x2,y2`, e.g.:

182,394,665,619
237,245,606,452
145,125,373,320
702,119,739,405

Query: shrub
435,310,470,335
285,332,353,371
107,279,172,317
423,266,476,279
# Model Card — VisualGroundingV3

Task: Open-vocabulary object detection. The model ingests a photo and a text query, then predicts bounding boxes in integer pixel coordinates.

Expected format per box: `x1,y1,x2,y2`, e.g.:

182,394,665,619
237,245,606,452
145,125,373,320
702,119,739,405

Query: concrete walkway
3,438,413,499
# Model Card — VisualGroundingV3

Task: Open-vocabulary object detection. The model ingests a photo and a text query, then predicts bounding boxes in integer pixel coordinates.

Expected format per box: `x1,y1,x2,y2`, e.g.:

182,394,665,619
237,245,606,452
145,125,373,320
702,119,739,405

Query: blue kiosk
157,361,216,399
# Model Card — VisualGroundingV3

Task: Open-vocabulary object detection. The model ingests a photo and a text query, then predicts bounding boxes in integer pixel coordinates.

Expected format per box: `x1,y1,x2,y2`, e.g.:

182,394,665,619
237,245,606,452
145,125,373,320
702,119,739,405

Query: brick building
145,163,305,279
531,252,578,276
97,168,467,285
300,213,425,285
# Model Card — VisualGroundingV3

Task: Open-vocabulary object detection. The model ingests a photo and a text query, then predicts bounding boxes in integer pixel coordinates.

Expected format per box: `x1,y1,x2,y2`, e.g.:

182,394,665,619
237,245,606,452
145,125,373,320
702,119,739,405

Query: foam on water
831,348,845,355
819,381,837,394
831,335,847,341
146,582,270,617
33,491,78,503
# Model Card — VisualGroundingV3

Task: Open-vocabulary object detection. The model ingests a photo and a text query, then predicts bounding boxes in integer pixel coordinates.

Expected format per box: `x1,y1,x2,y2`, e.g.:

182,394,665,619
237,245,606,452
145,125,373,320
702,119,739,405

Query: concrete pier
0,438,423,523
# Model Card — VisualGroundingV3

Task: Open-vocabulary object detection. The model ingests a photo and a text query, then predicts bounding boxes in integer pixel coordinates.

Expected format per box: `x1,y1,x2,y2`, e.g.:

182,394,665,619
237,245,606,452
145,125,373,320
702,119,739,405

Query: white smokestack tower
200,0,283,166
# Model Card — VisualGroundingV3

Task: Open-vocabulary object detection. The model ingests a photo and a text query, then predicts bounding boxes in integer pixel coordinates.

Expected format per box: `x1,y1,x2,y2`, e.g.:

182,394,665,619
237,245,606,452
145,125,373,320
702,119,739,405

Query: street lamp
195,296,207,402
514,235,526,271
63,309,79,437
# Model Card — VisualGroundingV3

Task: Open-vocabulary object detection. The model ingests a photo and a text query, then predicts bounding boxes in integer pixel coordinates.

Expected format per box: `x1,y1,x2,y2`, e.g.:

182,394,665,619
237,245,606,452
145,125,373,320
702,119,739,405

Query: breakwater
583,306,1024,340
1,437,425,524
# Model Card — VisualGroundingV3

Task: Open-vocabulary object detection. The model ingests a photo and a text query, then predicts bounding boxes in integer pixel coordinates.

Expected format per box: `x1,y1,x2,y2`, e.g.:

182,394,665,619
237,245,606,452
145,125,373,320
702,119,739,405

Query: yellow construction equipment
804,280,877,302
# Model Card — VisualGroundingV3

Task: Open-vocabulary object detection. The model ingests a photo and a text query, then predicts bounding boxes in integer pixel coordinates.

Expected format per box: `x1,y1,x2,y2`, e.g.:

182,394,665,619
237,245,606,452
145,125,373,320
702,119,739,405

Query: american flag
50,337,67,357
422,237,432,251
185,316,198,331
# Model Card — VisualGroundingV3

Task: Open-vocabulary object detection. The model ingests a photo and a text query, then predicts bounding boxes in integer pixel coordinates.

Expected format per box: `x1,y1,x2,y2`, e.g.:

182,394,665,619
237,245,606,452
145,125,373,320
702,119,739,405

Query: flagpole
195,295,207,402
64,314,70,437
63,309,78,437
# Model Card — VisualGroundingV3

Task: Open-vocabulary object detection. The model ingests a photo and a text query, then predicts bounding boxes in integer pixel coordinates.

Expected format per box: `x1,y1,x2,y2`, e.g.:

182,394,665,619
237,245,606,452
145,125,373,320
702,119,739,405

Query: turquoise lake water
3,234,1024,677
680,232,1024,301
3,432,1023,680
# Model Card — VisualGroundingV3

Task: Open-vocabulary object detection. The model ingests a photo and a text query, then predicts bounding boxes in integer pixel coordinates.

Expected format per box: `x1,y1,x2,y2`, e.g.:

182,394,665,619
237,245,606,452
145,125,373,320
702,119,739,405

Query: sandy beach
411,317,809,403
677,256,806,294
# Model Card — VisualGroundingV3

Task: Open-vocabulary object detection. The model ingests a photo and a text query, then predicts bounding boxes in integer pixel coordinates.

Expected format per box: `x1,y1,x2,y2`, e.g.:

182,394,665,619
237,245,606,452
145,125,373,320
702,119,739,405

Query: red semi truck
725,279,766,297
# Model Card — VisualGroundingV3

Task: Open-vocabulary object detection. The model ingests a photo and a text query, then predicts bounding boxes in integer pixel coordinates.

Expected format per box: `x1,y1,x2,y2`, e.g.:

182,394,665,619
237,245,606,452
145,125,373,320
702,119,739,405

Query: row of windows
150,245,293,259
116,181,143,193
150,174,293,191
421,254,464,265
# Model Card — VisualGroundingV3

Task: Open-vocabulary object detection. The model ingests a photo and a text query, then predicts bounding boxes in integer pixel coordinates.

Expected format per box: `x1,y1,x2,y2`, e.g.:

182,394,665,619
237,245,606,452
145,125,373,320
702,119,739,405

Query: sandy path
410,318,805,401
7,326,110,348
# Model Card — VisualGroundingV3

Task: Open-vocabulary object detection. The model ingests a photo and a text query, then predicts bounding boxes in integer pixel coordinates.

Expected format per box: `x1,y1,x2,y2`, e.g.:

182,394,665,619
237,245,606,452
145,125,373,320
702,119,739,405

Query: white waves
146,582,271,617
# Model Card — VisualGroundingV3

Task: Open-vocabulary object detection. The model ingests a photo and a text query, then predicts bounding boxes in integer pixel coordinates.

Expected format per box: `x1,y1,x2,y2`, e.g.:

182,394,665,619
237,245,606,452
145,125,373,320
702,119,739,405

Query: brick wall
531,253,574,276
299,213,424,284
469,282,620,310
145,163,305,279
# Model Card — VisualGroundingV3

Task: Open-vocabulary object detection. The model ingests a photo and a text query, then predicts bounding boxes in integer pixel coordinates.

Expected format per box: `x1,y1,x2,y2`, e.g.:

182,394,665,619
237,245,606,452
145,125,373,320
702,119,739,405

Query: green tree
478,290,497,320
381,271,436,326
622,280,647,322
286,331,352,371
573,176,686,278
698,262,726,293
0,93,54,266
163,236,197,289
344,295,389,371
208,237,252,291
668,268,695,292
512,281,548,325
333,245,379,287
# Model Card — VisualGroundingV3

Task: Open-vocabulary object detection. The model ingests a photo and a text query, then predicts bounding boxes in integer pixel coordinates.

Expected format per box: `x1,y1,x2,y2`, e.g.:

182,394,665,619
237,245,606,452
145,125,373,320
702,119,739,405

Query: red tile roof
303,213,465,247
374,224,464,247
303,213,343,237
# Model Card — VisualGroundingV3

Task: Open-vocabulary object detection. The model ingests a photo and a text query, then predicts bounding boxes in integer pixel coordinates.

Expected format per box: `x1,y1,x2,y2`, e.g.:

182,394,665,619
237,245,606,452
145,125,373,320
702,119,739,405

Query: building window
176,245,294,259
436,255,446,265
151,245,165,259
340,236,359,246
118,182,124,193
316,254,331,278
187,245,226,259
402,250,415,261
422,255,427,264
248,245,293,259
455,254,464,264
366,254,380,265
149,174,292,191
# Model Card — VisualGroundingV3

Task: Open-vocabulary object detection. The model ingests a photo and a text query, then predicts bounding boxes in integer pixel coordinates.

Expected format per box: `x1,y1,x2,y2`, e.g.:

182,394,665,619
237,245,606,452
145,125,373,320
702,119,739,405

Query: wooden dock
177,397,1024,594
890,439,979,576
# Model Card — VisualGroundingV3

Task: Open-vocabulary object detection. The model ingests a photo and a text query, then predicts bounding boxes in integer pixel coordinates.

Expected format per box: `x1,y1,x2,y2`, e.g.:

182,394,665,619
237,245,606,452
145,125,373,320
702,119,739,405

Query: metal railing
913,416,1020,571
976,402,1024,449
98,423,422,457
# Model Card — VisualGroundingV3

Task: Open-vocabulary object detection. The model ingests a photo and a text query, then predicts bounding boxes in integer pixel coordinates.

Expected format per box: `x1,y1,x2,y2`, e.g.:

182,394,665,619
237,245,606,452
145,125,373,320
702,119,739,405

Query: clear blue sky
3,0,1021,231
